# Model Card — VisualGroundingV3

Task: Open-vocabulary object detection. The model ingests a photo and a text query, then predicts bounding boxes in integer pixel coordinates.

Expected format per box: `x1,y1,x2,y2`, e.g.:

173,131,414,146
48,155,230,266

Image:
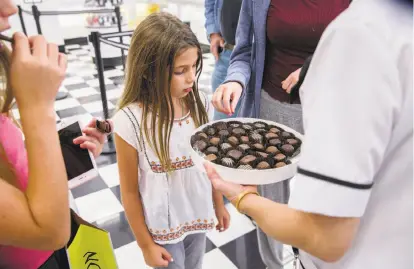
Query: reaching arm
224,0,254,90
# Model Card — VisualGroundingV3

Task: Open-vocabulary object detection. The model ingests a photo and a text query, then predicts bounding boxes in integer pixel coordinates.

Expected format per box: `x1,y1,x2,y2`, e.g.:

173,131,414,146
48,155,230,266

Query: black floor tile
95,153,117,168
219,230,266,269
111,185,121,204
65,83,90,90
95,211,136,249
76,94,102,104
71,175,108,199
56,106,88,119
205,237,217,253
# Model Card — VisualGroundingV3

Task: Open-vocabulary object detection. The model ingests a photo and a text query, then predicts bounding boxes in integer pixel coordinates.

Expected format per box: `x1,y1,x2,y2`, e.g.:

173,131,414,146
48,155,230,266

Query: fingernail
220,228,224,231
171,258,174,262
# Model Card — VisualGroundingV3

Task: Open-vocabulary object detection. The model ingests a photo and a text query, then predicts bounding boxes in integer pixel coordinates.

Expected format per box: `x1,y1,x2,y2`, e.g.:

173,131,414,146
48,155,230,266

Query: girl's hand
72,118,113,158
10,33,67,112
215,205,230,232
204,163,257,207
142,244,173,268
282,68,301,94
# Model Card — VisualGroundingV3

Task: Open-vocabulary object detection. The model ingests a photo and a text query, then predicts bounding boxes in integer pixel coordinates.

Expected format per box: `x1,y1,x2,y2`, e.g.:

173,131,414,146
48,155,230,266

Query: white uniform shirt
288,0,413,268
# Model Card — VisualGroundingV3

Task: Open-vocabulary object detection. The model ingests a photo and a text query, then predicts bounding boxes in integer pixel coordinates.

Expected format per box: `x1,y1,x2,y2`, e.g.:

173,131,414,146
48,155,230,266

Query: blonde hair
118,12,209,171
0,42,17,184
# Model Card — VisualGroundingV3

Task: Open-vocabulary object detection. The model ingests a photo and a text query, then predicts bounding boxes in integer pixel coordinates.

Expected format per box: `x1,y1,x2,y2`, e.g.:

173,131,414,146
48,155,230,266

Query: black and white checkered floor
14,44,295,269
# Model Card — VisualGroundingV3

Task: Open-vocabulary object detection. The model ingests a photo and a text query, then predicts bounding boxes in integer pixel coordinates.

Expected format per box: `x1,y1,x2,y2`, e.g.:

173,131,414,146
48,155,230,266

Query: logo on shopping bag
84,251,101,269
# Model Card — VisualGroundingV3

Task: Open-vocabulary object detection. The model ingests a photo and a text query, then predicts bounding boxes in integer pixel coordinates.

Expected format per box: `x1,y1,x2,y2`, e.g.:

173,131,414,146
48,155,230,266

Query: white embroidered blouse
113,93,215,244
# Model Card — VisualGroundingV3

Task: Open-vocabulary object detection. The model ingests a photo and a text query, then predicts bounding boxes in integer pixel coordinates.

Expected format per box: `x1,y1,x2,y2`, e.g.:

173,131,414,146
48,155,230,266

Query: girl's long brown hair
118,12,209,171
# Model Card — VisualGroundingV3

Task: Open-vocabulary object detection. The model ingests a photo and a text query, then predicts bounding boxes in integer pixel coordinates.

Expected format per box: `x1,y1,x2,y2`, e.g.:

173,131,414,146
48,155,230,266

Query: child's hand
215,205,230,232
142,244,173,268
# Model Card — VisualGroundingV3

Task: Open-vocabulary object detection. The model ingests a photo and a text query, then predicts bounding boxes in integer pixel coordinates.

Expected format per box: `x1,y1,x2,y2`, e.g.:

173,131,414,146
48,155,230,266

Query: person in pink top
0,1,110,268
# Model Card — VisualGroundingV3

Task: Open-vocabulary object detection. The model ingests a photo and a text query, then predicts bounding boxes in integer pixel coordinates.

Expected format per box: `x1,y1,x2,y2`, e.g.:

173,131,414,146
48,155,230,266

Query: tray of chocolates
189,118,303,185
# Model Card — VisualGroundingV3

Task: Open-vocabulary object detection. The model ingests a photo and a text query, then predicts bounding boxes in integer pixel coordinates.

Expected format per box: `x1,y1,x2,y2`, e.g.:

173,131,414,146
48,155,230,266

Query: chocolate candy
275,162,287,168
287,138,299,146
229,122,241,128
210,137,220,146
240,155,256,165
232,128,246,136
253,143,265,151
227,149,243,161
268,139,282,146
265,132,279,139
269,127,281,134
281,131,293,138
205,154,217,162
218,129,230,137
238,144,250,152
250,132,263,143
274,153,286,162
256,161,270,169
193,140,207,152
281,144,295,155
221,157,235,167
220,143,232,151
257,152,269,158
242,124,253,131
206,146,218,155
255,129,267,134
197,132,208,139
214,122,228,131
254,122,267,129
240,136,249,143
266,146,279,154
237,164,253,170
206,127,216,136
227,136,239,146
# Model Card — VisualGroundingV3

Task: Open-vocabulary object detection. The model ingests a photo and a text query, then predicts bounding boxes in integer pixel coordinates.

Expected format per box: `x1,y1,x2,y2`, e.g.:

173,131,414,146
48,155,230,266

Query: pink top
0,114,53,269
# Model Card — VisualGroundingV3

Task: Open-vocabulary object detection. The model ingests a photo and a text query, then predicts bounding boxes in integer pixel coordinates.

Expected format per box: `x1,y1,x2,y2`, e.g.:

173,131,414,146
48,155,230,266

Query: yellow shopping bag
67,212,118,269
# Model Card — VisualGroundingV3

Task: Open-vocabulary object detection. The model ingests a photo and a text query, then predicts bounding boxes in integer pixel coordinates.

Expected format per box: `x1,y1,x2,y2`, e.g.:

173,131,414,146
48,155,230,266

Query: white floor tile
79,55,93,62
99,163,120,188
202,249,238,269
66,44,81,50
75,189,124,223
62,76,85,86
83,101,115,114
114,242,151,269
106,88,123,100
206,204,256,248
54,98,81,111
69,87,99,98
60,114,93,127
104,68,125,77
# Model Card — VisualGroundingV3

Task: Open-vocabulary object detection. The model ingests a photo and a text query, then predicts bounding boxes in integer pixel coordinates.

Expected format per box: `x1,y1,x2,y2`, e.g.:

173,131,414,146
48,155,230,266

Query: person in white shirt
204,0,413,268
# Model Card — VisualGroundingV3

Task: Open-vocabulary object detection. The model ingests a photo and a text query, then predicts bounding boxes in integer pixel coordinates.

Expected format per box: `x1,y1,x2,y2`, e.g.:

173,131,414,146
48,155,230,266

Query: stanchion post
17,6,27,36
32,5,42,35
115,6,125,70
90,31,116,154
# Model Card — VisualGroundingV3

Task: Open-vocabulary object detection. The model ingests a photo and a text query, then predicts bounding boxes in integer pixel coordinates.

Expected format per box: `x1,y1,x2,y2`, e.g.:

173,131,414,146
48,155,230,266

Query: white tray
189,118,303,185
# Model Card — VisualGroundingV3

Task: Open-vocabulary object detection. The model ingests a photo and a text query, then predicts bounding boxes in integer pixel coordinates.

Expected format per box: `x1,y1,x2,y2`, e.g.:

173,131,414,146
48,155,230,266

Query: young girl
113,12,230,269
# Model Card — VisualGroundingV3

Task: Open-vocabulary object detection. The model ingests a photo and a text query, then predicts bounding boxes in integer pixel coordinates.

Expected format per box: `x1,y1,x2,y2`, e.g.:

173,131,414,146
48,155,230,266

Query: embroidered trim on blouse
125,107,195,173
149,219,215,242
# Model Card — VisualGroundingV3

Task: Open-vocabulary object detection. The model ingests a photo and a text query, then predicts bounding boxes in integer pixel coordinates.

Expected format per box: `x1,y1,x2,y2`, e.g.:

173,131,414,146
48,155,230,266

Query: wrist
235,191,260,213
19,104,55,120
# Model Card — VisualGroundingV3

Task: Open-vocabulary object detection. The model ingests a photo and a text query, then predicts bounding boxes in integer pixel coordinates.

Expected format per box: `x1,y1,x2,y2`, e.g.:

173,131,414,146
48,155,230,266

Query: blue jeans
211,49,241,120
155,233,206,269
